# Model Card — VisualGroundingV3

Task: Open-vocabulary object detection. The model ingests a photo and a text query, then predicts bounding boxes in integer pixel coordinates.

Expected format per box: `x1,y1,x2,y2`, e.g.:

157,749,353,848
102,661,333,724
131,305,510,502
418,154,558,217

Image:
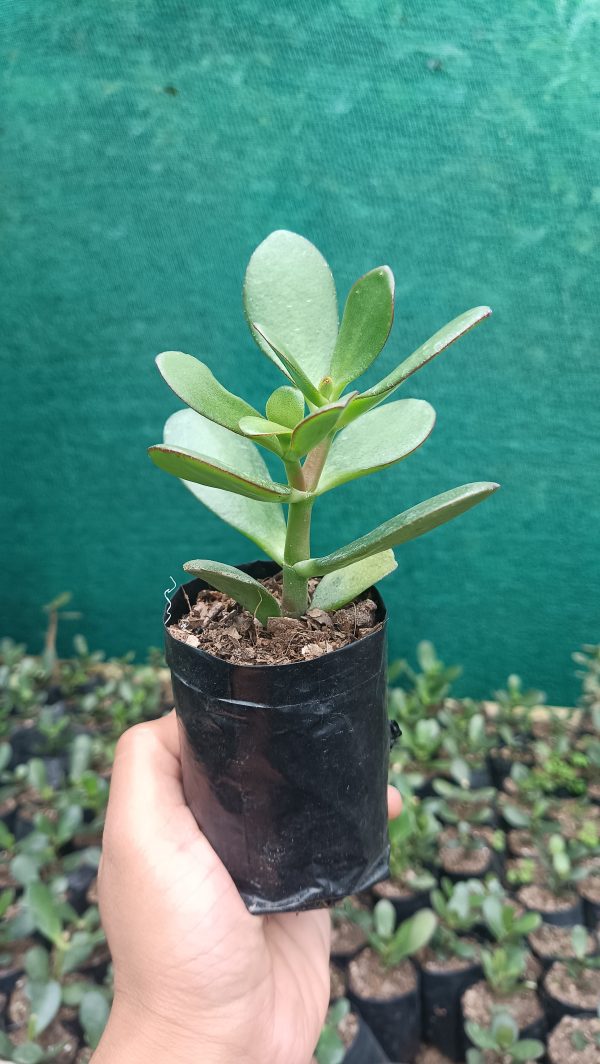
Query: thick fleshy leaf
266,386,305,428
252,323,327,407
287,396,355,458
25,882,63,945
338,306,492,428
156,351,259,433
295,482,500,577
162,410,287,563
28,978,62,1036
80,989,110,1049
244,229,339,385
182,560,281,625
330,267,394,391
149,444,291,503
238,415,291,439
317,399,436,493
311,551,397,612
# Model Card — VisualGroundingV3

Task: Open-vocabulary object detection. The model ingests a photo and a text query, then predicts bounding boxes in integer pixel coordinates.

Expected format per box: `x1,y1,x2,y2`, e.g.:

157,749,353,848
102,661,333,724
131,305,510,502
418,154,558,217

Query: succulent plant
149,230,498,619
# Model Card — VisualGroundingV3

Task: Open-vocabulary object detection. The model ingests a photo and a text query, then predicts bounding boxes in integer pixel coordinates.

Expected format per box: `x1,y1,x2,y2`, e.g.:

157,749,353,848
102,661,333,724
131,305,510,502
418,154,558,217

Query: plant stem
282,498,313,616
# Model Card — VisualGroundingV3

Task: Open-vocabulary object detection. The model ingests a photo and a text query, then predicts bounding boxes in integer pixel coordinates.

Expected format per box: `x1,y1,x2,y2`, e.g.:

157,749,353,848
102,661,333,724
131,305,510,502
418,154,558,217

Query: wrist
92,994,242,1064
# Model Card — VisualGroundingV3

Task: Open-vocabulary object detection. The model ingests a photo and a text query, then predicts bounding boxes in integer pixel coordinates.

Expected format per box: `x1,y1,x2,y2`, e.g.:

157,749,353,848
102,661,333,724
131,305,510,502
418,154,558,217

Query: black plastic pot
348,964,420,1063
542,963,600,1028
581,891,600,930
519,889,585,928
65,863,98,916
343,1013,389,1063
420,957,483,1062
165,564,390,915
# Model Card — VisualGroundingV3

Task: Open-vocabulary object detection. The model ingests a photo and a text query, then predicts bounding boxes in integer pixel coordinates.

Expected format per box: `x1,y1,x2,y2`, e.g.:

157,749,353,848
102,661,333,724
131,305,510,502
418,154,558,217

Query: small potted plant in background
315,996,388,1064
542,924,600,1028
149,229,498,913
465,1008,545,1064
346,900,437,1063
547,1014,600,1064
371,791,439,920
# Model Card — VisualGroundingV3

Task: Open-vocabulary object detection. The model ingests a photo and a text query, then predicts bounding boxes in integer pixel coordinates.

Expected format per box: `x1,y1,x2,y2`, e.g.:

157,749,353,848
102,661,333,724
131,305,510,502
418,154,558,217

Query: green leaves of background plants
244,229,339,387
25,882,63,946
317,399,436,493
330,266,394,392
182,561,281,626
310,551,396,612
156,351,260,434
80,989,110,1049
161,410,288,563
296,482,500,577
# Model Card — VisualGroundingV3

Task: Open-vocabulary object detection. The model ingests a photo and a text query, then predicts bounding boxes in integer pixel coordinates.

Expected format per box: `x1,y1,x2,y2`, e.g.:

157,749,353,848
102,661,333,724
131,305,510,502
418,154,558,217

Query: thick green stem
282,498,313,616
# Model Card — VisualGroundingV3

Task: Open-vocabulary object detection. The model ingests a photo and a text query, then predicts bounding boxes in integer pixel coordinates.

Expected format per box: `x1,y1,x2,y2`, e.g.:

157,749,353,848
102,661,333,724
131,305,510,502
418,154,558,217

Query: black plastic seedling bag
343,1014,389,1063
165,564,391,915
420,959,483,1061
348,976,421,1063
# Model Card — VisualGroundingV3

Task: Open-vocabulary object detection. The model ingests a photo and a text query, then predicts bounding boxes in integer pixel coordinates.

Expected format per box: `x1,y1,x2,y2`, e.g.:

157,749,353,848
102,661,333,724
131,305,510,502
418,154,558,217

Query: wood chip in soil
518,883,578,913
348,948,416,1001
461,981,543,1030
529,923,596,961
548,1016,600,1064
545,961,600,1010
168,576,382,665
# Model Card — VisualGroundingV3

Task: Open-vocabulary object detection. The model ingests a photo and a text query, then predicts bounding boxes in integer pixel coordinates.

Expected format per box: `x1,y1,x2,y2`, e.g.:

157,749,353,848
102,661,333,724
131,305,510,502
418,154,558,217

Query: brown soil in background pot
548,1016,600,1064
545,961,600,1011
338,1010,359,1049
415,1046,454,1064
462,980,543,1030
529,923,597,961
439,827,493,875
330,918,367,957
507,829,538,858
419,939,480,973
168,577,382,665
373,875,425,901
329,962,346,1001
11,1021,78,1064
579,874,600,904
518,884,579,913
348,947,416,1000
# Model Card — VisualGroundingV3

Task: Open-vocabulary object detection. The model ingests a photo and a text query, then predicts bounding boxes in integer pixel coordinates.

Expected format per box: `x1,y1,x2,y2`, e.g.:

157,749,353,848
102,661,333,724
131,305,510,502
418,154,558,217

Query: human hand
93,712,401,1064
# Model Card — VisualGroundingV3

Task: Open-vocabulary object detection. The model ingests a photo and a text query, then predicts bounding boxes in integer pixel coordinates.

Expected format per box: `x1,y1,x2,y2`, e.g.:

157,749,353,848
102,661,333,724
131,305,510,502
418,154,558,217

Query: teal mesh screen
2,2,599,701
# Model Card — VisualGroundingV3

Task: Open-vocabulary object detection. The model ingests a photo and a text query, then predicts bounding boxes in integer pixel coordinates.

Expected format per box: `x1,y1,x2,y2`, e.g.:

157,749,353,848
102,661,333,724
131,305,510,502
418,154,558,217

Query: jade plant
368,899,437,966
148,230,498,619
466,1009,544,1064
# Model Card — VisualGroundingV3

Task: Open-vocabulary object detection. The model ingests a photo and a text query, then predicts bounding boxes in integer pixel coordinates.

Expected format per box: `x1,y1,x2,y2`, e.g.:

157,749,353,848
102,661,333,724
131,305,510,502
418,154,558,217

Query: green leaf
244,229,339,386
465,1022,498,1051
287,397,355,458
338,306,492,428
25,882,63,946
56,805,83,845
310,551,397,612
317,399,436,493
61,931,97,975
69,733,93,782
251,323,328,407
512,1040,545,1061
162,410,287,564
80,989,110,1049
24,946,49,983
156,351,260,435
182,561,281,626
295,482,500,577
238,416,291,438
12,1044,45,1064
374,899,396,938
266,386,304,428
0,1031,13,1057
315,1026,345,1064
28,978,61,1036
400,908,437,956
330,266,394,391
10,855,41,887
149,444,291,504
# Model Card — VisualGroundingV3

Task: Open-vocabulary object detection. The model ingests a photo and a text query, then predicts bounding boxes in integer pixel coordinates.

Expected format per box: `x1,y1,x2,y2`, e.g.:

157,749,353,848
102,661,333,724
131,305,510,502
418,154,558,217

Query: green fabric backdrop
2,2,599,702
